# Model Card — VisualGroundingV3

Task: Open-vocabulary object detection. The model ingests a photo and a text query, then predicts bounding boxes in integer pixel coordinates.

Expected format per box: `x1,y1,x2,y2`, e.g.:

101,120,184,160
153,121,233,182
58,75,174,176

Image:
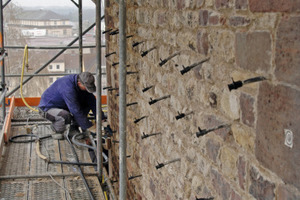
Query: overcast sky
12,0,95,8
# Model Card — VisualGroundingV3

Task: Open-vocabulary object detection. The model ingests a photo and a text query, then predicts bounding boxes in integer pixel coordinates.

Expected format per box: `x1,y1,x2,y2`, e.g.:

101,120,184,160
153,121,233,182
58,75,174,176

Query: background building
8,9,72,37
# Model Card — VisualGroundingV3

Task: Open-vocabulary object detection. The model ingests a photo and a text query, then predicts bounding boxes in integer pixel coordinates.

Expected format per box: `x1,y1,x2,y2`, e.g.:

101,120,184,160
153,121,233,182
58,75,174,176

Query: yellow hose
21,45,38,112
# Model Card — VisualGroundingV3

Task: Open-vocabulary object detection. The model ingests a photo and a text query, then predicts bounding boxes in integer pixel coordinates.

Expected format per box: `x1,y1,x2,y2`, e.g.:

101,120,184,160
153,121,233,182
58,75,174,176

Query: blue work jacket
38,74,96,130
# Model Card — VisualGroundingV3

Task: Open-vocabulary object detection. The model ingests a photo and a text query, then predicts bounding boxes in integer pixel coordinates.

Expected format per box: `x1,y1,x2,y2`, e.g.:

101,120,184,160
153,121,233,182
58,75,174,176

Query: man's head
78,72,96,93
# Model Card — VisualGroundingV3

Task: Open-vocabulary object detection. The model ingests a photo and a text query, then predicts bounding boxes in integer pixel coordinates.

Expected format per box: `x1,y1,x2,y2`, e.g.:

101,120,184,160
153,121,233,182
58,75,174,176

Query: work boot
68,120,85,139
69,125,89,140
69,125,81,138
50,125,64,140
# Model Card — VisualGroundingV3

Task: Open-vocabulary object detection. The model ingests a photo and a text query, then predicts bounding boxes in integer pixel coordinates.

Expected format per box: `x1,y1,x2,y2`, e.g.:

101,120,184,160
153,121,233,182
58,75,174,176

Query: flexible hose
9,134,51,143
71,133,108,164
88,133,109,200
65,130,95,200
20,45,38,112
14,131,97,199
9,134,96,167
36,139,49,161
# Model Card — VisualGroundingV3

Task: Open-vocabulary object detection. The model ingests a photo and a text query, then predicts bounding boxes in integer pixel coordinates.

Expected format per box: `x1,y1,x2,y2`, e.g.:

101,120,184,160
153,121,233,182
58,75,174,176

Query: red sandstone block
256,82,300,190
275,16,300,87
209,15,220,25
236,31,271,73
249,0,300,12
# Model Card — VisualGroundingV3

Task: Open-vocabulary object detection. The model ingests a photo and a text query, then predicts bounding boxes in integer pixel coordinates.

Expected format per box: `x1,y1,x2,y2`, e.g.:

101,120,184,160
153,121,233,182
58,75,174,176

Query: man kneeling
38,72,104,140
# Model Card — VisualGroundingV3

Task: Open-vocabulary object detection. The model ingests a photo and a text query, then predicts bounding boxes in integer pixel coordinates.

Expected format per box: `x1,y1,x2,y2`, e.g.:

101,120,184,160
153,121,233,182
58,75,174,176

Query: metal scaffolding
0,0,117,199
96,0,103,181
0,0,6,120
119,0,127,199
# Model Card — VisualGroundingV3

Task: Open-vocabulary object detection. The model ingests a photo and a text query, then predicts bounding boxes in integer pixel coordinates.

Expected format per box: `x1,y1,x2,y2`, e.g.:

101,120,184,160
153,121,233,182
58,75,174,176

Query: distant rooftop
17,9,68,21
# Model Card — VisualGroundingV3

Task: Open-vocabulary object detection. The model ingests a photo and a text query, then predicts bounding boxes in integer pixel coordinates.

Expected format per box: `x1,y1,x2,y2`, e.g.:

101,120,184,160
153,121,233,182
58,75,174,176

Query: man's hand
88,124,96,133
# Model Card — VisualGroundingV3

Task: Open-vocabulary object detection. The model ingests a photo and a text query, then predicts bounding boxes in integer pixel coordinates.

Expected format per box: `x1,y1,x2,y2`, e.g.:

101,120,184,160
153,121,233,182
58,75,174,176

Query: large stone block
254,13,278,30
236,32,271,73
256,82,300,190
275,16,300,87
249,0,300,12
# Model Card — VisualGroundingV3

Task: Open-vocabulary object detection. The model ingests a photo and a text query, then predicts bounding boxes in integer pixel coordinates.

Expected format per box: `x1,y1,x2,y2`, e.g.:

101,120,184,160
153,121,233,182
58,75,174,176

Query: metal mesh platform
0,119,105,200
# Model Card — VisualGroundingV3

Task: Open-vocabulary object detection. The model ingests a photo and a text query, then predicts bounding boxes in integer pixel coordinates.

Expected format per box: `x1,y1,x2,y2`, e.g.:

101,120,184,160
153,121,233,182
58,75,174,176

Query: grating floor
0,116,105,200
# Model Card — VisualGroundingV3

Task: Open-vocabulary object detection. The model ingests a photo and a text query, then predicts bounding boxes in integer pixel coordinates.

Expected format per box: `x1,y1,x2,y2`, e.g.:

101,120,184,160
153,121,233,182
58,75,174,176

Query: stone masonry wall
105,0,300,199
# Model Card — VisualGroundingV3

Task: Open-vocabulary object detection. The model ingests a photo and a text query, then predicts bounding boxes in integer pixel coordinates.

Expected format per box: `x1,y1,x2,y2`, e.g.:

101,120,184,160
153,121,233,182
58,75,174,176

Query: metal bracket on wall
141,46,157,57
128,174,142,180
132,41,144,48
141,132,161,140
159,52,181,67
134,116,148,124
142,85,154,93
195,197,214,200
180,57,210,75
109,29,119,35
149,95,171,105
228,76,266,91
102,28,113,34
156,158,181,169
175,111,194,120
196,124,230,137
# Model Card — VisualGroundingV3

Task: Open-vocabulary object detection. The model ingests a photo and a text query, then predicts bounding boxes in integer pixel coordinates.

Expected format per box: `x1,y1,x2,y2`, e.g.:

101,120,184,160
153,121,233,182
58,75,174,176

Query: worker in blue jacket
38,72,103,140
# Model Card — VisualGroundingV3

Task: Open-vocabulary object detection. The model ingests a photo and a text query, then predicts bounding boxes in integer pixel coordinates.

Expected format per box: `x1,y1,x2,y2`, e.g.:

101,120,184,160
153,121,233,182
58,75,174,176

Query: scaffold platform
0,100,106,200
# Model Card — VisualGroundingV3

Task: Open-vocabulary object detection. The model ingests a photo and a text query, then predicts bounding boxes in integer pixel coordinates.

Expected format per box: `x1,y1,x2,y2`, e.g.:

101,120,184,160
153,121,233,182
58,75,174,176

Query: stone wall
105,0,300,199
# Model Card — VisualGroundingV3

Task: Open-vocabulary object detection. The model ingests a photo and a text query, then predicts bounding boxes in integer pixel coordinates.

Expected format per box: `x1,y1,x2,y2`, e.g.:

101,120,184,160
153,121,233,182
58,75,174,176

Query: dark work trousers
39,108,72,133
39,107,92,133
